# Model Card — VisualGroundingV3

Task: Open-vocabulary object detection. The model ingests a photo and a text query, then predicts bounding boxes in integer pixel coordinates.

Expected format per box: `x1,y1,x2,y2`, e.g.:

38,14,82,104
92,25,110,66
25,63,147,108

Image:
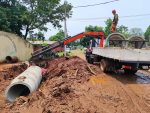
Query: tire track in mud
89,75,139,113
105,72,150,113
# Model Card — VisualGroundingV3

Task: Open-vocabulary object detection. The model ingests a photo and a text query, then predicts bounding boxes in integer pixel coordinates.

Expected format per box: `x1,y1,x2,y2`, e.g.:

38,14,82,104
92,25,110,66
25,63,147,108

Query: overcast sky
45,0,150,39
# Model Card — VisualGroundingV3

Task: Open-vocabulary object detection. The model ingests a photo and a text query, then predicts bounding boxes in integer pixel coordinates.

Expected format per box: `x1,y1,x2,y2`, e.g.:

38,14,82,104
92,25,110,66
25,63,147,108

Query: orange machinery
31,32,105,58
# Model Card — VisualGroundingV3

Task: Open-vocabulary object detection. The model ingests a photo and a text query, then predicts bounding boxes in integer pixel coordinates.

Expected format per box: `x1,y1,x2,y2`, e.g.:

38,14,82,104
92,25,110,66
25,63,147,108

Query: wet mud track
96,71,150,113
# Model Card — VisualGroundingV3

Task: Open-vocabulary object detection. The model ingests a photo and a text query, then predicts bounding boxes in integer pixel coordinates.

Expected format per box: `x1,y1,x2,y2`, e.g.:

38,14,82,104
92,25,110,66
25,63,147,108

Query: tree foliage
85,25,104,32
80,25,104,47
0,0,72,39
27,31,45,41
80,36,95,47
49,30,64,41
144,25,150,41
117,25,129,38
35,32,45,41
0,0,28,36
104,18,112,37
49,31,80,47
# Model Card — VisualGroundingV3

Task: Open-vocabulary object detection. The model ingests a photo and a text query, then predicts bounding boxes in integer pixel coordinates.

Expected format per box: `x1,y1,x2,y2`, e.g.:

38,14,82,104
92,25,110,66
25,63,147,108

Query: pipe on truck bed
5,66,42,102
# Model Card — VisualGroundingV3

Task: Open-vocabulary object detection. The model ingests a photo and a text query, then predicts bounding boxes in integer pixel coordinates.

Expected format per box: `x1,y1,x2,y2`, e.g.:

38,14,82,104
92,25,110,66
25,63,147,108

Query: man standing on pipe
111,9,119,33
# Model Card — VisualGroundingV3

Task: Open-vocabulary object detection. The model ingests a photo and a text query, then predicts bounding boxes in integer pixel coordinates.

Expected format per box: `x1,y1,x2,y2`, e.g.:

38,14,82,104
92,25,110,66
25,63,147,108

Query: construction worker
111,9,119,33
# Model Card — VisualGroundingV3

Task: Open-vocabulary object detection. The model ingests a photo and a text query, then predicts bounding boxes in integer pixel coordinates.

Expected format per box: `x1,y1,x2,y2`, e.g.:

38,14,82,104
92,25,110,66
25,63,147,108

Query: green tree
80,25,104,47
35,32,45,41
21,0,72,39
49,31,65,41
117,25,129,38
144,25,150,41
0,0,72,39
67,40,81,47
80,36,94,47
104,18,112,37
85,25,104,32
0,0,28,36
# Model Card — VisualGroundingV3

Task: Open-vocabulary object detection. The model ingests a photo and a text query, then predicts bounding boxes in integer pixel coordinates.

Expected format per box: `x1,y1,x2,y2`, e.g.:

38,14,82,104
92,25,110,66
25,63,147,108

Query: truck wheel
124,69,137,74
100,59,109,73
86,56,93,64
86,57,90,63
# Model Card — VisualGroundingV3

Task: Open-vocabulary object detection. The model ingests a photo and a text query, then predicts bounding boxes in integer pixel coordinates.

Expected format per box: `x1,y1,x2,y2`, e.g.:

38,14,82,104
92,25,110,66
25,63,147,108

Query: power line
73,0,119,8
69,13,150,21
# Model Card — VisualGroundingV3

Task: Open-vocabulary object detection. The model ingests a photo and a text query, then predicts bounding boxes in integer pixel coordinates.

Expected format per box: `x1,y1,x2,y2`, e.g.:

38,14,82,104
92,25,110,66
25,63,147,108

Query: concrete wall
0,31,33,62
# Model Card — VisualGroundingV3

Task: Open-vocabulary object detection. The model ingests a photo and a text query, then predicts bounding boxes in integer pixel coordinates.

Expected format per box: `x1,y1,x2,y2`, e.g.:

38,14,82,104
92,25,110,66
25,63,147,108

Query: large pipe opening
6,84,30,102
6,56,12,62
5,56,18,63
128,36,146,49
105,33,126,47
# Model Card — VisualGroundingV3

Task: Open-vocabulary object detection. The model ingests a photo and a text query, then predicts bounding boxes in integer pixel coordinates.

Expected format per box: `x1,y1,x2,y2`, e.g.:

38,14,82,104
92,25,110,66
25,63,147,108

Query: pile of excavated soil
0,56,102,113
1,56,150,113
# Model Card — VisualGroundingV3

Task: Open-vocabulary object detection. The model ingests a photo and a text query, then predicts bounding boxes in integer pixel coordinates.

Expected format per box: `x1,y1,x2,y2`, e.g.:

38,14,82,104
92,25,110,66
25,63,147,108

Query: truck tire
86,57,91,64
100,59,109,73
124,69,137,74
86,56,93,64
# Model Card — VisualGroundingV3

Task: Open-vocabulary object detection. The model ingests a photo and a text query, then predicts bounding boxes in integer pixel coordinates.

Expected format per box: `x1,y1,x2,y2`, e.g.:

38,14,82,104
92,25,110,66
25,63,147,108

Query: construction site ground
0,50,150,113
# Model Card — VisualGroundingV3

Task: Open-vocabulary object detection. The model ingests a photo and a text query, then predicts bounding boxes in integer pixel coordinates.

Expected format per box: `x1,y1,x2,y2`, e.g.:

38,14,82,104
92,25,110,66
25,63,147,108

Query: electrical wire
73,0,119,8
69,13,150,21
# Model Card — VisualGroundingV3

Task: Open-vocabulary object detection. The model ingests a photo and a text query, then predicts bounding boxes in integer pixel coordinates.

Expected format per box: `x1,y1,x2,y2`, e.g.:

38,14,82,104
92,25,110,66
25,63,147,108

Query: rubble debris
0,56,100,112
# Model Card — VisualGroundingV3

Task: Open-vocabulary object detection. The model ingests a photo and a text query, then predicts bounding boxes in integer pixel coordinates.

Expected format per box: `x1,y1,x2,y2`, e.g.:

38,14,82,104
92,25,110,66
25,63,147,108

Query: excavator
31,31,105,59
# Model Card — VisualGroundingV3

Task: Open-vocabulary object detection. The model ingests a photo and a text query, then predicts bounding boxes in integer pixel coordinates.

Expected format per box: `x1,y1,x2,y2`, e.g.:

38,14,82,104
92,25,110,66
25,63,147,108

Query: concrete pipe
128,36,146,49
5,66,42,102
105,33,126,47
6,56,18,63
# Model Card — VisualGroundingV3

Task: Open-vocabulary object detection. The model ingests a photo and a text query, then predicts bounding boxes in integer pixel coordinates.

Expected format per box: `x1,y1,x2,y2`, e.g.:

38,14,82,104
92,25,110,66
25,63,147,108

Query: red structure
64,32,104,47
32,32,105,58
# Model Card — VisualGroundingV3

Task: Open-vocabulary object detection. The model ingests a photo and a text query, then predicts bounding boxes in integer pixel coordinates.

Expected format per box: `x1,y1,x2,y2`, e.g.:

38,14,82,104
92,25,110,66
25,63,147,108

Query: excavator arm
31,32,104,59
64,32,104,47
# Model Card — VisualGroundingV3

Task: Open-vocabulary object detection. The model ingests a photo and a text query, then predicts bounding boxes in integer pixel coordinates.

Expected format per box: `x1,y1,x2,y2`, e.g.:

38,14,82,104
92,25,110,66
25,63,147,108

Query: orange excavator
31,32,105,59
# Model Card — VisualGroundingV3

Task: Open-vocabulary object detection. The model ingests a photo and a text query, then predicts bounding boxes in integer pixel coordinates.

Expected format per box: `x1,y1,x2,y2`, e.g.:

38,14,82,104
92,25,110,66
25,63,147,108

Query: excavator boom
31,32,104,59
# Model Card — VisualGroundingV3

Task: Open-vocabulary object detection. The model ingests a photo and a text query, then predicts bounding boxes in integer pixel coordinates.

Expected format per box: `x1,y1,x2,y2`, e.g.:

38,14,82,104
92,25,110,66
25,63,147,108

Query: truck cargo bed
93,47,150,63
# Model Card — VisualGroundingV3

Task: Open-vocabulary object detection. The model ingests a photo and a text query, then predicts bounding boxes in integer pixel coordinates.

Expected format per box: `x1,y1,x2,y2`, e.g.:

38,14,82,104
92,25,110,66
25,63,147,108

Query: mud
0,57,150,113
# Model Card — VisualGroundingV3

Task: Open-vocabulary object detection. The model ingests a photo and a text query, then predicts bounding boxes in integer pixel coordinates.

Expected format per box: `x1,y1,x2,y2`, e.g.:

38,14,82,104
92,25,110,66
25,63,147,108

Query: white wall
0,31,33,62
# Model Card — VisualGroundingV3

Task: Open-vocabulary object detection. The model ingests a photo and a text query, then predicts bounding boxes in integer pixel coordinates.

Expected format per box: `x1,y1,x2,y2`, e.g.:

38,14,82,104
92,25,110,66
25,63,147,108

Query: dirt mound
1,56,150,113
0,63,27,81
0,56,101,113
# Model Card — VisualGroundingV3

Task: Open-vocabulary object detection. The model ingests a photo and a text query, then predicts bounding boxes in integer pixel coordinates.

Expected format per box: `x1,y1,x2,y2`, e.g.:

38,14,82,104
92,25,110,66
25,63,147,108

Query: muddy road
72,50,150,113
0,56,150,113
88,71,150,113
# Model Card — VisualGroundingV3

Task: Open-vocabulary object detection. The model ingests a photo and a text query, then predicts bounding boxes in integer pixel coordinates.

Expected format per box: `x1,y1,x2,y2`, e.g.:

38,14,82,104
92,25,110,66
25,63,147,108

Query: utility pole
64,0,67,56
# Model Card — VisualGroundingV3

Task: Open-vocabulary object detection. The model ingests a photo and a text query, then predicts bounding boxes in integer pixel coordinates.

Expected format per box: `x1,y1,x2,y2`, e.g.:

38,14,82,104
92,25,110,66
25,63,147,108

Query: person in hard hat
111,9,119,33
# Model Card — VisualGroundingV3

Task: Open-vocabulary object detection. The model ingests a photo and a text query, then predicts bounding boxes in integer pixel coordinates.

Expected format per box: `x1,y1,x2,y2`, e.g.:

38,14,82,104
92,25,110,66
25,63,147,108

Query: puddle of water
107,70,150,84
136,72,150,84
